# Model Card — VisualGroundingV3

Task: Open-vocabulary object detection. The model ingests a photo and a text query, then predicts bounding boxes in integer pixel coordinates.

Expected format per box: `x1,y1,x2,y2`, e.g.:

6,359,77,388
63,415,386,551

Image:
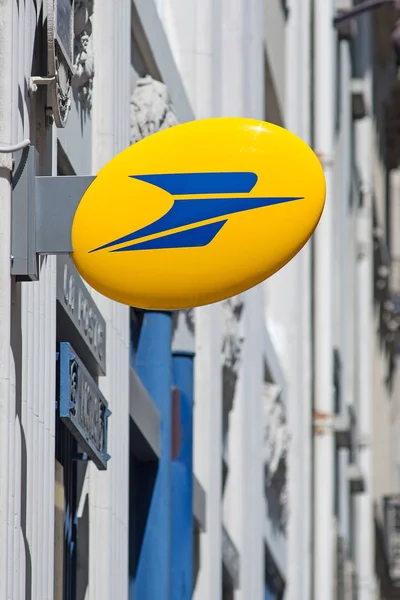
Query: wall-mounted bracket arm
11,145,95,281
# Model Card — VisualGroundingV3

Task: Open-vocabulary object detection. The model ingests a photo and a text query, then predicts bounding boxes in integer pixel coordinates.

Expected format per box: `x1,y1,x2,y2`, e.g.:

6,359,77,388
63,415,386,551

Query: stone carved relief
221,298,244,421
130,75,179,144
263,381,289,534
72,0,94,114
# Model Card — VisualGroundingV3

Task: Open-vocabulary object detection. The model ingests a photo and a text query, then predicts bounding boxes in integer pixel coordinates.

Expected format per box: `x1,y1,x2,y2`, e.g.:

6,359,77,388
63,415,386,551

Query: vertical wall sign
56,255,106,376
57,342,111,470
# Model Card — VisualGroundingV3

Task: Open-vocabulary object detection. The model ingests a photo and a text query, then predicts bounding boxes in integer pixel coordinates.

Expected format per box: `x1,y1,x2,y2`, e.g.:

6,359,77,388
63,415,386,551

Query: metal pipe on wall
313,0,336,598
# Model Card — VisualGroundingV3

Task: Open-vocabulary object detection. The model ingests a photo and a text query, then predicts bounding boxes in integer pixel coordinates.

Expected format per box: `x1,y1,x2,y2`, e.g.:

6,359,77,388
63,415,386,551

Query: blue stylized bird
90,172,302,253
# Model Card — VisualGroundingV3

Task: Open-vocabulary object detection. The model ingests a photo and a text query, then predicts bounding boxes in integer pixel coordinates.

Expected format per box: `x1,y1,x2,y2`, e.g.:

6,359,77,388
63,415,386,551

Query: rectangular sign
58,342,110,470
57,255,106,375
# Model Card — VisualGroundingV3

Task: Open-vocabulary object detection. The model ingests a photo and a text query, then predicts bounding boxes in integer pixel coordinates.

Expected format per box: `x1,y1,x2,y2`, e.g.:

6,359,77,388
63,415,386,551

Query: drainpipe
354,13,375,599
313,0,335,598
0,0,14,596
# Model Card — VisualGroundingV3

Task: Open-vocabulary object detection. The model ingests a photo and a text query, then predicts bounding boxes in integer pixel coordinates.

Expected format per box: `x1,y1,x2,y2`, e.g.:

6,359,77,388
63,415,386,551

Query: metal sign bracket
11,145,95,281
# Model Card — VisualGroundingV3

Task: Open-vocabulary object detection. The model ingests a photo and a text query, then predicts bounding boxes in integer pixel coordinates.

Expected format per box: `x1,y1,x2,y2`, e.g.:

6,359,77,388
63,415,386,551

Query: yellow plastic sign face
71,118,325,310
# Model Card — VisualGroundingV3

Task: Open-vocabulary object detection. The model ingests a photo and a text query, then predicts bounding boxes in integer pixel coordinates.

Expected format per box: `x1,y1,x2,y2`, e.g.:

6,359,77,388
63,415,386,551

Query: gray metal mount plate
11,145,94,280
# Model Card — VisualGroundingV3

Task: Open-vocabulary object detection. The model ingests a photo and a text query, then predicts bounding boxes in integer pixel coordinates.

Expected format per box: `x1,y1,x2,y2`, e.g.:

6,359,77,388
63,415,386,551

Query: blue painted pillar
171,347,194,600
265,583,278,600
135,311,173,600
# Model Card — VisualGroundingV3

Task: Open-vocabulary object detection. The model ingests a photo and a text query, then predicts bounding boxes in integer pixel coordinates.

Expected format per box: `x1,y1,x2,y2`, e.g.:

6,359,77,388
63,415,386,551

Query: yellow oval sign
71,118,325,309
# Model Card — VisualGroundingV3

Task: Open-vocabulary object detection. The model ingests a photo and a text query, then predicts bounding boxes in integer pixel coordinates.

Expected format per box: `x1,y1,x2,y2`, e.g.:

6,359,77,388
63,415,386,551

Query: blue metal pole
265,583,277,600
171,349,194,600
134,311,173,600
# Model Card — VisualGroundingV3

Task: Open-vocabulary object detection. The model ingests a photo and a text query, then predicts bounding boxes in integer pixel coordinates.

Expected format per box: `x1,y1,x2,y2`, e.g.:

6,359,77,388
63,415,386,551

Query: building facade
1,1,400,599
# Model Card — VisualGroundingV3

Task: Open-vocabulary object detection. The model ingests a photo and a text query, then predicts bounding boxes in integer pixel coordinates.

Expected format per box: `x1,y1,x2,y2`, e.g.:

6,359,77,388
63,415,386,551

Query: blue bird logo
90,172,302,253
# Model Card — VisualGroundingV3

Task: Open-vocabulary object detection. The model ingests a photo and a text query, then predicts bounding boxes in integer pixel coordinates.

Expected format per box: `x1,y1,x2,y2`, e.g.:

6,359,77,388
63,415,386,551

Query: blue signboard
58,342,111,470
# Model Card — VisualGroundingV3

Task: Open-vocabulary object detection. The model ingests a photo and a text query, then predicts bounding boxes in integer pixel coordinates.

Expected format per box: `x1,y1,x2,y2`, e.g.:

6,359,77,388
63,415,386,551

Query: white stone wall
0,1,132,598
4,2,58,598
88,2,131,599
